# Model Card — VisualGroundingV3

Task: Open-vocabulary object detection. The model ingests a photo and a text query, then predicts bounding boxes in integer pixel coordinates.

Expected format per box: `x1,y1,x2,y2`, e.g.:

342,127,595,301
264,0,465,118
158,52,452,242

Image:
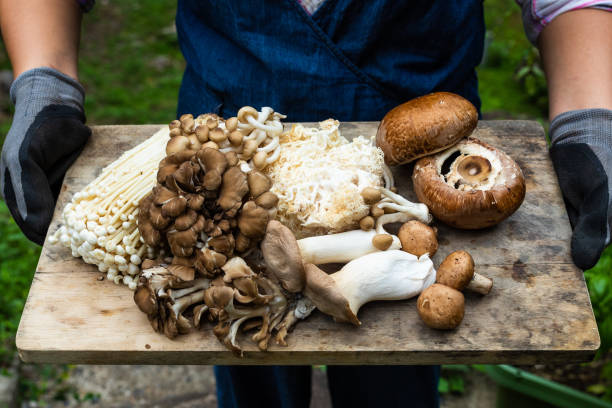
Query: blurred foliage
438,365,469,395
0,201,39,366
586,245,612,357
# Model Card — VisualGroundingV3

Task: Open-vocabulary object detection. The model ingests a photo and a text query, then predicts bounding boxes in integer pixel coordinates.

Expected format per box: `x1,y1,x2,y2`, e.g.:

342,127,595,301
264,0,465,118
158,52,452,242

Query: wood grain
17,121,600,365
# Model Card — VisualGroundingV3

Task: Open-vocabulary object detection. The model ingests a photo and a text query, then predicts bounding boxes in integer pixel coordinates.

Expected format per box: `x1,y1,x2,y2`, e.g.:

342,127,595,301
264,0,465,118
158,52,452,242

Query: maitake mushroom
138,144,276,282
412,137,526,229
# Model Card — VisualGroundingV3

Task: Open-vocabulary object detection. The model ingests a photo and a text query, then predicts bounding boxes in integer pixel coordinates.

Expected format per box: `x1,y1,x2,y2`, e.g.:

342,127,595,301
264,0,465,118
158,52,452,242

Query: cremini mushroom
437,250,492,295
376,92,478,165
412,137,526,229
398,220,438,257
417,283,464,330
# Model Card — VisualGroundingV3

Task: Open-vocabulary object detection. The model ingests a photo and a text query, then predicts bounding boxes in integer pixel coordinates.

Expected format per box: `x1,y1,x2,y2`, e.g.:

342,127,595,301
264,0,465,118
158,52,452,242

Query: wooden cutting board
16,121,600,365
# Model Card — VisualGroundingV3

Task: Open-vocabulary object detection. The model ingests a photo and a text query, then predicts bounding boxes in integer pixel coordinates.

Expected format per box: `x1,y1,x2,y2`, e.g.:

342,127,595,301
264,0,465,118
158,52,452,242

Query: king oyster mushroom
412,137,526,229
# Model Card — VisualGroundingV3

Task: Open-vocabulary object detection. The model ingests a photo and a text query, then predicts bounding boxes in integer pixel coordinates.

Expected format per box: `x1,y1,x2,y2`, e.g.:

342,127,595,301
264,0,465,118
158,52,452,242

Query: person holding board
1,1,610,407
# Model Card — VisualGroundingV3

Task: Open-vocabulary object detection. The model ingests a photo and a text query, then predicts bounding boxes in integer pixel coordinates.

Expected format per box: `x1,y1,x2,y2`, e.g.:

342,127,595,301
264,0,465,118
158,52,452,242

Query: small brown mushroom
228,130,243,147
166,135,190,155
361,187,381,204
359,216,375,231
238,201,269,239
218,166,249,216
168,264,196,281
195,248,227,277
255,191,278,209
247,170,272,198
417,283,464,330
372,234,393,250
195,125,209,143
226,117,239,132
398,221,438,257
209,128,227,144
437,250,492,295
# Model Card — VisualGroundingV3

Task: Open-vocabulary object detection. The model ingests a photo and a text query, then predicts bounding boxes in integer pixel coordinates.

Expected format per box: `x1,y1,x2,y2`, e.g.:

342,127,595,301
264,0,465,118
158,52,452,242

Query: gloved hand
549,109,612,270
1,67,90,245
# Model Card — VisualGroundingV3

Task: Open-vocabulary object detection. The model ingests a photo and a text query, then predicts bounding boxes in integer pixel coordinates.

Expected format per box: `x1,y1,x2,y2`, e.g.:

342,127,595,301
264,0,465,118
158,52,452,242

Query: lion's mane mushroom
412,137,526,229
304,250,436,325
376,92,478,165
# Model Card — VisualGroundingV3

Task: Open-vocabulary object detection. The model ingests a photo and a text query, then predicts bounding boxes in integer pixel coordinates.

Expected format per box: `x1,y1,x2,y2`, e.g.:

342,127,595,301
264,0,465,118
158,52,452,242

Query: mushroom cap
436,250,474,291
376,92,478,165
398,221,438,257
412,137,526,229
303,263,360,326
260,220,305,293
237,201,269,239
417,283,464,330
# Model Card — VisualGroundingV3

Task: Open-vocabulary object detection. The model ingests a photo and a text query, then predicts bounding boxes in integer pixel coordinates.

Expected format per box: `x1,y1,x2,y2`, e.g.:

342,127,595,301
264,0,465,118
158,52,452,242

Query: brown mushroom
417,283,464,330
260,220,305,293
255,191,278,209
247,170,272,198
436,250,492,295
376,92,478,165
195,248,227,277
398,221,438,257
412,137,526,229
238,201,269,239
217,166,249,216
303,263,360,326
166,135,190,155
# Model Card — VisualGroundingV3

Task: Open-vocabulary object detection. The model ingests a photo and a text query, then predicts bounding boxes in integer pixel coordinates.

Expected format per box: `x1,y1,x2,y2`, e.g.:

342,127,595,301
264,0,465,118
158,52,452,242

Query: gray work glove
549,109,612,270
0,67,90,245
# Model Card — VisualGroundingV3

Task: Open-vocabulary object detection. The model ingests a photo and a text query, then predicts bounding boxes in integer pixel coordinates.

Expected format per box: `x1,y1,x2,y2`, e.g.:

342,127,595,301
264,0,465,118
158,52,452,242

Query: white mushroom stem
331,251,435,316
377,187,431,224
298,228,401,265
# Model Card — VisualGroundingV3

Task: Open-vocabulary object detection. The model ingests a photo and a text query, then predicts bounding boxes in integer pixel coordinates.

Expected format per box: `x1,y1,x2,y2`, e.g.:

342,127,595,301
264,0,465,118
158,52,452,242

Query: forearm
538,9,612,120
0,0,82,80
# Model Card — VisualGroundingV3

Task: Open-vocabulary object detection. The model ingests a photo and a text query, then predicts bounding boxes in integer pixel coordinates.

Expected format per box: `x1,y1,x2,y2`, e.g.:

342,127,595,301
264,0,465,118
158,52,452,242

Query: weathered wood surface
17,121,600,365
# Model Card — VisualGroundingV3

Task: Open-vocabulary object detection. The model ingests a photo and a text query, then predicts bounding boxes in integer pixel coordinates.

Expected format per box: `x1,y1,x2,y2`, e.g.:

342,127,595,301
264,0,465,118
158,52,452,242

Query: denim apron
175,0,485,121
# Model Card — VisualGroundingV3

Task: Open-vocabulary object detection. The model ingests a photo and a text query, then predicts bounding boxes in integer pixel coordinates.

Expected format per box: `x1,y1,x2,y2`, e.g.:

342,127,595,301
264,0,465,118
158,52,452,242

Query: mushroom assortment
50,94,522,354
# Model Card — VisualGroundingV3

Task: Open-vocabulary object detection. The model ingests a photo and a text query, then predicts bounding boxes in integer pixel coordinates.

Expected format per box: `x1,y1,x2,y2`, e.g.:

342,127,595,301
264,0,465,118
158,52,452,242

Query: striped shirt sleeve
515,0,612,44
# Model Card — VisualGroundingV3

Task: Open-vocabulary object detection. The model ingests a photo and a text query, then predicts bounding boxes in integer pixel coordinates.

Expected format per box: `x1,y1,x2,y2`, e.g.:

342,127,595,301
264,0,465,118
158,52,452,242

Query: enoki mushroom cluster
49,127,170,289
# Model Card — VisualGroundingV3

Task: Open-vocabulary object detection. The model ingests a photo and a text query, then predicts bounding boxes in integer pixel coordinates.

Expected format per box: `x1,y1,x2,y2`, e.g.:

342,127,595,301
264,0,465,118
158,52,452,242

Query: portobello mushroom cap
376,92,478,165
412,137,525,229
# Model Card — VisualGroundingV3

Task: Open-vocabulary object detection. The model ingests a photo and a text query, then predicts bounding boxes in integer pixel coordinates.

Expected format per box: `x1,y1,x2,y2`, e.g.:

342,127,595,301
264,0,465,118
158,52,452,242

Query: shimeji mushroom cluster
167,107,285,172
49,127,170,289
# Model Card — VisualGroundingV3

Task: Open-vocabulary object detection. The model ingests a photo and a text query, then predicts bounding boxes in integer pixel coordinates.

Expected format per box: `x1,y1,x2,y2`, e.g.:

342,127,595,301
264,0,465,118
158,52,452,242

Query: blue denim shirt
176,0,484,121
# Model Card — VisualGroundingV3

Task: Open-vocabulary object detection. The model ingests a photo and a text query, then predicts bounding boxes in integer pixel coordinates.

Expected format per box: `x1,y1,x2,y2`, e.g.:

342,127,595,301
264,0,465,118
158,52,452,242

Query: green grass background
1,0,611,403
